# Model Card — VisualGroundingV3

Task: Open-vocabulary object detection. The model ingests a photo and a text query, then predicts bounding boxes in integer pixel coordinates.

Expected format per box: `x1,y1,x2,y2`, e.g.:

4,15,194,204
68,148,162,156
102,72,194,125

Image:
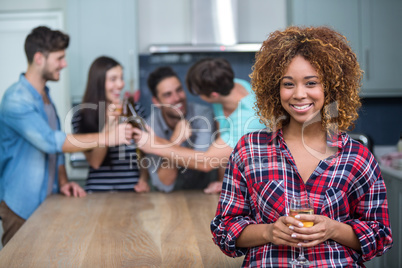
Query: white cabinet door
0,11,70,129
289,0,361,60
288,0,402,97
360,0,402,96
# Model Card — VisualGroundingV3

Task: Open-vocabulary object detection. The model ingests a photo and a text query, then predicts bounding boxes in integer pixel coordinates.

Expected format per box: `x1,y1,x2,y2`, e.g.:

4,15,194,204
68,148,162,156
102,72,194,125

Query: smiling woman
252,27,362,134
71,56,150,193
280,55,324,127
104,65,125,105
211,25,393,267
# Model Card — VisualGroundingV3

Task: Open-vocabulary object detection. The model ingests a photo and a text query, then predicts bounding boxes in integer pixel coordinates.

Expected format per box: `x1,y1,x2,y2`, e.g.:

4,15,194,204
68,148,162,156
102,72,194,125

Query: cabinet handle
365,49,370,81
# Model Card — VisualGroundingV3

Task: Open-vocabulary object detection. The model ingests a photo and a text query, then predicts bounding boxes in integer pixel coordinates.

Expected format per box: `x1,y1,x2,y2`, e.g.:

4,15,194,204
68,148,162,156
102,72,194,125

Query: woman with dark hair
211,26,393,267
72,56,149,193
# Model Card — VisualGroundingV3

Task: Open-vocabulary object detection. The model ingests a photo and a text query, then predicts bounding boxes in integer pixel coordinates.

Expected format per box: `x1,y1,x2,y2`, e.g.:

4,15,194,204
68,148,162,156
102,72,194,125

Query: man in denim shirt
0,26,134,246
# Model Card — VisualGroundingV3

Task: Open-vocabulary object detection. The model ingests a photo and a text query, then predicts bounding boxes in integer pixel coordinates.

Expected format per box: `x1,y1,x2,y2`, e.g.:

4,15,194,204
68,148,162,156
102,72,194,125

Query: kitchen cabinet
288,0,402,97
362,146,401,268
360,0,402,96
380,166,402,268
288,0,360,57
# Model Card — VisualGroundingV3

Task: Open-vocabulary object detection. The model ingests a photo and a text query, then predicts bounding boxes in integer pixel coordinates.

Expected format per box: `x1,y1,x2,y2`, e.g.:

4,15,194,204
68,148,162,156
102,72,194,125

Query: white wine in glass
289,196,313,266
289,207,314,228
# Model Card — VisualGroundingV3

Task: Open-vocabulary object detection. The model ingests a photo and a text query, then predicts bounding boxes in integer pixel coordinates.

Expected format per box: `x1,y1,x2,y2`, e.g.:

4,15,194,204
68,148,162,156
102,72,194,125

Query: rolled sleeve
210,138,255,257
57,152,66,166
211,214,256,257
345,176,393,261
54,131,67,152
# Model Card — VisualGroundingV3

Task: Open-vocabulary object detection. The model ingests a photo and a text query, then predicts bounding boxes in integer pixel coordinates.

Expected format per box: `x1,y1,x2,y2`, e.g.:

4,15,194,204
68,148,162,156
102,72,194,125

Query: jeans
0,201,25,246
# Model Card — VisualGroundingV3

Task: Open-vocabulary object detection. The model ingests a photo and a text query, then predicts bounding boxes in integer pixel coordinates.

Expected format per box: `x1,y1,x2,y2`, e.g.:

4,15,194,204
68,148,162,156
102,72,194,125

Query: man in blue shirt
133,58,266,194
0,26,134,246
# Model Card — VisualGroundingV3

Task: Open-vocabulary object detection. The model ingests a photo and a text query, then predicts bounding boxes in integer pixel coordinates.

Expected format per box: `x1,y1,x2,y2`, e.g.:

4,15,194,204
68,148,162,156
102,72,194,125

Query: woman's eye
283,82,293,87
306,81,317,86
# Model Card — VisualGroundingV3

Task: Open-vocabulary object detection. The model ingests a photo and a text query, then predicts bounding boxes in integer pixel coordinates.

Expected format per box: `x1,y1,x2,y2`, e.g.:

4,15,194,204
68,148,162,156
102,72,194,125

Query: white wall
1,0,288,108
0,0,66,12
0,0,70,130
66,0,138,103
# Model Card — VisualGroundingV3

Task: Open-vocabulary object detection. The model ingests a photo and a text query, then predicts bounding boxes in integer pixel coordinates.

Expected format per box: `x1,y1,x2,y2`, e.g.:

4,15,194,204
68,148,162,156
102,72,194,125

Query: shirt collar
19,73,50,99
271,129,283,144
326,131,345,150
154,107,171,134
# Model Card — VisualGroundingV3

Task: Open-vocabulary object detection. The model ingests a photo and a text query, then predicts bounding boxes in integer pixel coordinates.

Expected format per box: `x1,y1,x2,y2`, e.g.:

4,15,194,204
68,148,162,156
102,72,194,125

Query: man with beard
134,58,266,194
145,66,216,192
0,26,134,246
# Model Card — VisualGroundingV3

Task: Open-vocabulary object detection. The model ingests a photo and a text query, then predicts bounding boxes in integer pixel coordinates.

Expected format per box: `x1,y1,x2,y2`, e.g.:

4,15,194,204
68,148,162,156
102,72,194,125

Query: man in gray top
145,66,216,192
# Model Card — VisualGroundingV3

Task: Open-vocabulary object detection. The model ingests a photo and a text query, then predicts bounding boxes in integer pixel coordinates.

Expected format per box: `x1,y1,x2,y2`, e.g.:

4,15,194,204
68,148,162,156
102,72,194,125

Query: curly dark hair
250,26,362,133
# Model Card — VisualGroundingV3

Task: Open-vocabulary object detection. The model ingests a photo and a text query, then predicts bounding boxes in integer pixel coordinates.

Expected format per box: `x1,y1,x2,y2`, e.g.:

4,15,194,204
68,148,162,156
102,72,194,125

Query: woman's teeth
292,104,311,110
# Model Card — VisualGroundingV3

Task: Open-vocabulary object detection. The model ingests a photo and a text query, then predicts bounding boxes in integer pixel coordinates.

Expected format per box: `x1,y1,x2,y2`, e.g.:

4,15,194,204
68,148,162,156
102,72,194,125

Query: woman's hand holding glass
286,197,347,266
288,212,338,248
289,196,314,266
98,102,134,146
264,208,335,249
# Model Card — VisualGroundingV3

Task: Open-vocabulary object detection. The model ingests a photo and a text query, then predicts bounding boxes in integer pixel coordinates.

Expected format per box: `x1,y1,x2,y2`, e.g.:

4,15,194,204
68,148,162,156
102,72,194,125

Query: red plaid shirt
211,129,393,267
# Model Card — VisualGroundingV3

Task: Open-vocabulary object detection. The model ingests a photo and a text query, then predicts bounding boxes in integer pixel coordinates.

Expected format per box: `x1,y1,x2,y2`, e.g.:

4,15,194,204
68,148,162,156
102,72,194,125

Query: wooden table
0,191,244,267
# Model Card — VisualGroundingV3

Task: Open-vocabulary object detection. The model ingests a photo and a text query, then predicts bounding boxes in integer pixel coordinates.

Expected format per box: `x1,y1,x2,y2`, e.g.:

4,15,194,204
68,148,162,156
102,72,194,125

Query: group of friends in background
72,55,263,194
0,25,393,267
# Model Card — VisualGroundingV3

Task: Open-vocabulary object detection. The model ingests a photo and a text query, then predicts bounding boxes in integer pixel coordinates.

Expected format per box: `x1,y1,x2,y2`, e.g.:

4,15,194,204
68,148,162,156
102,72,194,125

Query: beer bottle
121,95,146,159
125,96,147,131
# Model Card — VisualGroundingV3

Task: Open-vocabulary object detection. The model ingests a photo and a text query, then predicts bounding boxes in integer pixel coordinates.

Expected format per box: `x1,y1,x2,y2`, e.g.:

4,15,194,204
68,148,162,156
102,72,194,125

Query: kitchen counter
374,145,402,180
370,146,402,268
381,165,402,181
0,191,243,267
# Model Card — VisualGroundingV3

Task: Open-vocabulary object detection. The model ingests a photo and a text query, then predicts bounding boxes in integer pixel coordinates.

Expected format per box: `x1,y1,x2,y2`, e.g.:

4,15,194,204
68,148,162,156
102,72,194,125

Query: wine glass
289,195,314,266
